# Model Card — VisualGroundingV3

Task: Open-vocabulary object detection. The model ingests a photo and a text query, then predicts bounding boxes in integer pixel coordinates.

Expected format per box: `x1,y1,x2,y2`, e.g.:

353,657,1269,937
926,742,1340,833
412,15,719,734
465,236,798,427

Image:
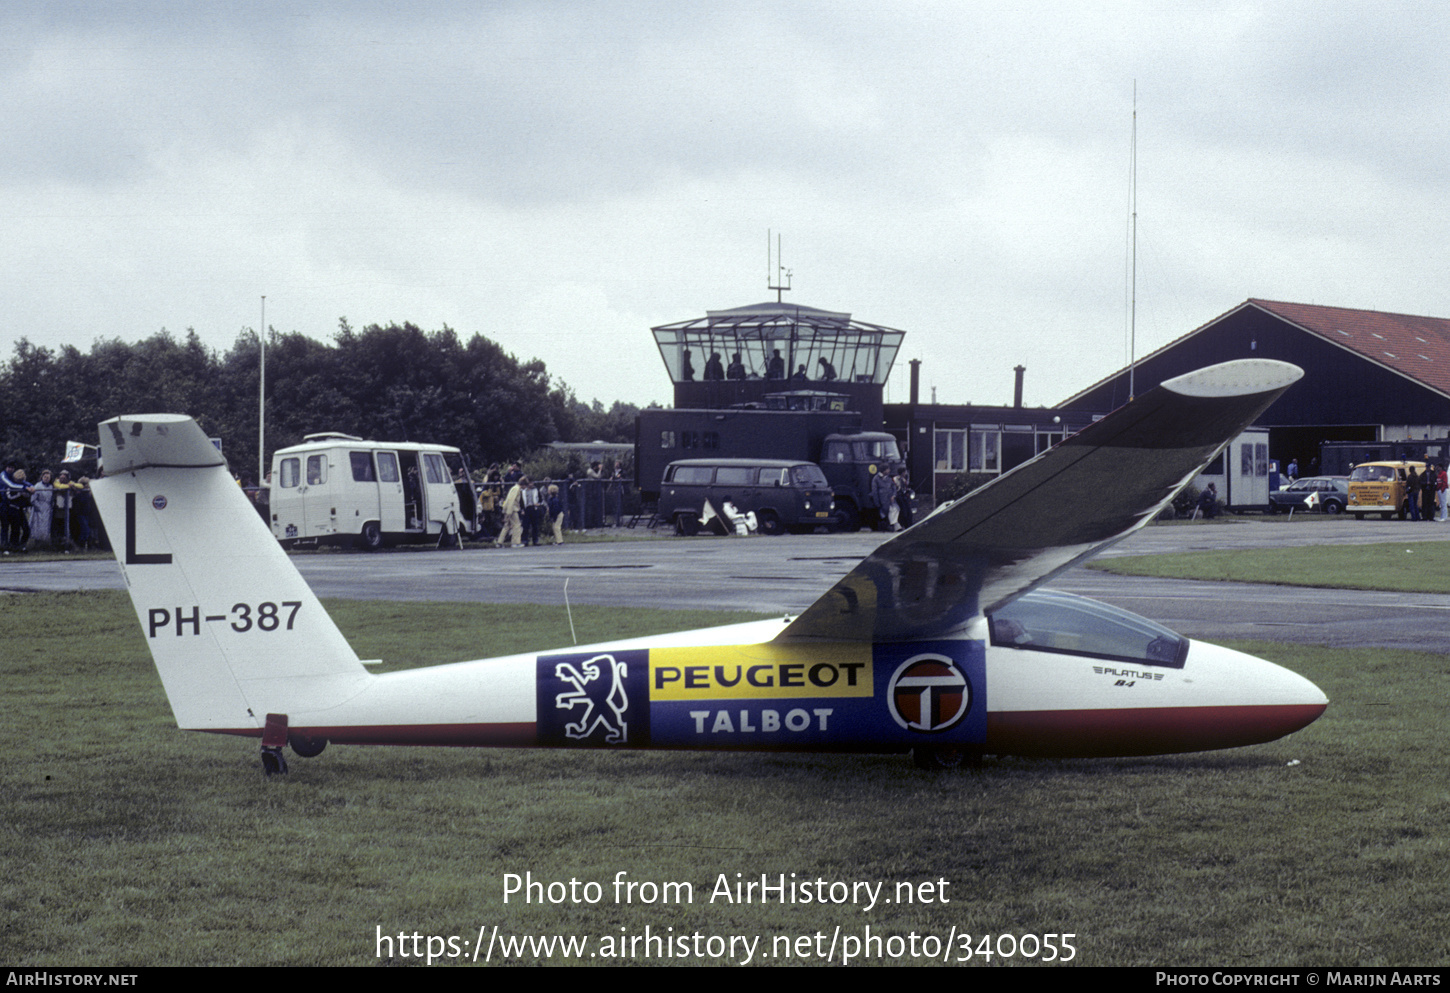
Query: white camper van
270,433,477,549
1194,427,1271,512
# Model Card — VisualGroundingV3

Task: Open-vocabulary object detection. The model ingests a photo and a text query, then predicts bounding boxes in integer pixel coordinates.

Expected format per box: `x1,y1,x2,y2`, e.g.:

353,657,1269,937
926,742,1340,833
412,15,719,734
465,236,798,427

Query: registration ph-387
147,601,302,638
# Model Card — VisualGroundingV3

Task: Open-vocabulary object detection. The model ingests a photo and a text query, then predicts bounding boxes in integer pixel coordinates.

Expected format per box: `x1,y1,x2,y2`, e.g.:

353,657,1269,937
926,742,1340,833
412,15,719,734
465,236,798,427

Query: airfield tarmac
7,516,1450,654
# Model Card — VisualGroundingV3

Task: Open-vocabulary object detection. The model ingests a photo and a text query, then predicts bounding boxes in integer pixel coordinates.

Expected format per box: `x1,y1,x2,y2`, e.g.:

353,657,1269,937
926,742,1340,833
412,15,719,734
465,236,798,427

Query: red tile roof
1248,299,1450,398
1062,299,1450,407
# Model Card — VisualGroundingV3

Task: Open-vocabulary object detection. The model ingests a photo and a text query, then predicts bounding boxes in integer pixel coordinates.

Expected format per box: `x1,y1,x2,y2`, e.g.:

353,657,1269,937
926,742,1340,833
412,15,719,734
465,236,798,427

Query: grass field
1092,539,1450,592
3,590,1447,967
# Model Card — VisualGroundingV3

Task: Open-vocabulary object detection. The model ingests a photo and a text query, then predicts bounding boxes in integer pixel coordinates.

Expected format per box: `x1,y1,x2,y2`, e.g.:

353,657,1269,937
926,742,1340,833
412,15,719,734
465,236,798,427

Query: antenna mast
1128,82,1138,401
259,295,266,487
767,229,792,302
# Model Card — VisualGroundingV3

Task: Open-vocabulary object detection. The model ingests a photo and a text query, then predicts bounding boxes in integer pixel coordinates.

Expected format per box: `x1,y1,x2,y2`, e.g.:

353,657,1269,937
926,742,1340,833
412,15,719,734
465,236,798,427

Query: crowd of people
679,348,843,383
1404,463,1448,522
1,461,106,553
477,460,628,547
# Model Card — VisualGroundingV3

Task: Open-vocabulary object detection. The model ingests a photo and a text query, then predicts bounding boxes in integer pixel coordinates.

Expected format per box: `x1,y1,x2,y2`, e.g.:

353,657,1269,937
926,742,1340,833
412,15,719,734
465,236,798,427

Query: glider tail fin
91,415,369,733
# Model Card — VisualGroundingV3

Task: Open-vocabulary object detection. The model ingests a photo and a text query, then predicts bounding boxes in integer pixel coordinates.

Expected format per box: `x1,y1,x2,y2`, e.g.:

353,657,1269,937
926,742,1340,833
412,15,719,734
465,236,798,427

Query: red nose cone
987,700,1327,758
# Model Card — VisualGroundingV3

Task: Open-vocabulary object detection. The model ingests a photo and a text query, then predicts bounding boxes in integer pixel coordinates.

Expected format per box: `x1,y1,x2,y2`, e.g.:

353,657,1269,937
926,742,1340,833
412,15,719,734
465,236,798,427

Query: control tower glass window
652,302,904,387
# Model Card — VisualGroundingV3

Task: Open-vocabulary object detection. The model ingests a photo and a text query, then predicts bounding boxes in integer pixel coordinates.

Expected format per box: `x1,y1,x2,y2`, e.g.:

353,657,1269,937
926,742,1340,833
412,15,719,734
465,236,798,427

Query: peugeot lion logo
553,654,629,743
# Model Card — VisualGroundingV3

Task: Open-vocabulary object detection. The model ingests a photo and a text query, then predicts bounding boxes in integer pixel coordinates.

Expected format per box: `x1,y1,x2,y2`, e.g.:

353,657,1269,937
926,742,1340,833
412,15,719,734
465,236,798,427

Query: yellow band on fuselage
648,643,873,701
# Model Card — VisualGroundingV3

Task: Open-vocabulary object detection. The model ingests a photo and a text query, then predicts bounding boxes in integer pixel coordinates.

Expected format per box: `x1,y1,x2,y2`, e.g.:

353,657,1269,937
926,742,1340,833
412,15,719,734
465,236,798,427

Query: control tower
650,301,905,427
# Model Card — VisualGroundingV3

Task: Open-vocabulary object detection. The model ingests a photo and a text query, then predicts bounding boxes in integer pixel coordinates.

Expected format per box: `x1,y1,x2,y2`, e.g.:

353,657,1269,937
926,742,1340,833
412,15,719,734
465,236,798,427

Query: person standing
547,484,565,545
496,477,524,547
29,470,54,547
871,468,896,531
1,466,32,550
607,465,625,527
71,474,95,547
894,470,914,529
477,469,500,541
521,478,543,546
51,470,74,545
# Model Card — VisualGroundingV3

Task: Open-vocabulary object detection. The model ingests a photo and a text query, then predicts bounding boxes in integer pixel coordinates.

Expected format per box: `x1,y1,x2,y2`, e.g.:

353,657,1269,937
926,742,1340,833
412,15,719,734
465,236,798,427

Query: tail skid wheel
261,747,289,776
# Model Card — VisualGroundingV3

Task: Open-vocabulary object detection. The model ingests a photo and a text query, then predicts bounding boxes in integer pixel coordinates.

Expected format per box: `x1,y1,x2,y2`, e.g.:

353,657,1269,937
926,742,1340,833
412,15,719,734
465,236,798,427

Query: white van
1194,427,1271,512
269,433,477,550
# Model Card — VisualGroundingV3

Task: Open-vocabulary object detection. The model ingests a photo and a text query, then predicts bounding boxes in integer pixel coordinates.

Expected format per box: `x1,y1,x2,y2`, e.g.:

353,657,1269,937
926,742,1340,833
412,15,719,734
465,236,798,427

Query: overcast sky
5,1,1448,414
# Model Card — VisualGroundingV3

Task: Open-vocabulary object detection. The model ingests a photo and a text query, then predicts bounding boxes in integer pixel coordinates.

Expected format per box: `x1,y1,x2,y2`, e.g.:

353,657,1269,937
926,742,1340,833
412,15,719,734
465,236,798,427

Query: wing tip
1161,359,1303,399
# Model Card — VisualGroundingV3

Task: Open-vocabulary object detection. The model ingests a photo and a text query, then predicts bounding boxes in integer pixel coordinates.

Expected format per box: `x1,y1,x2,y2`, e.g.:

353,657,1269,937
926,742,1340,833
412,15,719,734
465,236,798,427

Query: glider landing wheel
289,735,328,758
912,746,981,771
261,746,289,776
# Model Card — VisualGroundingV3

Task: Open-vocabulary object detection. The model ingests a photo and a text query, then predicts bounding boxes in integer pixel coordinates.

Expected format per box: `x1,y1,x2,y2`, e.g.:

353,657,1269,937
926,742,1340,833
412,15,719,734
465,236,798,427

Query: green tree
1,319,634,485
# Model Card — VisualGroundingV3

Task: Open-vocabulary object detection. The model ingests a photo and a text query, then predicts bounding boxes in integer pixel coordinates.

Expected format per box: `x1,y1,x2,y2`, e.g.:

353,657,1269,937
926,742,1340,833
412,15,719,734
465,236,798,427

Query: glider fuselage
160,614,1323,760
91,358,1327,772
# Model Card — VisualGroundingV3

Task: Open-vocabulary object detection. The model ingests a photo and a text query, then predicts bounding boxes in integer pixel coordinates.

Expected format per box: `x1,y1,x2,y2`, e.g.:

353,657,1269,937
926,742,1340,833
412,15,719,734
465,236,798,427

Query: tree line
0,320,643,481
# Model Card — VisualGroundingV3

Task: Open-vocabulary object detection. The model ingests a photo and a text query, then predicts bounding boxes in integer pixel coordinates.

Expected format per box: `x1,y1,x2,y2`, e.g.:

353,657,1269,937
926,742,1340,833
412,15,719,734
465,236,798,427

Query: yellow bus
1346,460,1426,520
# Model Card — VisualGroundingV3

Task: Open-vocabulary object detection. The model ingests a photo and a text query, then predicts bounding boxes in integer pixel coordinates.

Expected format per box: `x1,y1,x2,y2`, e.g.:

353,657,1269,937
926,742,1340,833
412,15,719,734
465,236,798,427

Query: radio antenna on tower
767,229,792,302
1127,81,1138,402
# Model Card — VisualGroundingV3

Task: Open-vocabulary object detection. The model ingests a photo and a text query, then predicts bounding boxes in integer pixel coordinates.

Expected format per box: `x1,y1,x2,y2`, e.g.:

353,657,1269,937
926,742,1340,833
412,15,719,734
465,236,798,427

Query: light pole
259,295,266,488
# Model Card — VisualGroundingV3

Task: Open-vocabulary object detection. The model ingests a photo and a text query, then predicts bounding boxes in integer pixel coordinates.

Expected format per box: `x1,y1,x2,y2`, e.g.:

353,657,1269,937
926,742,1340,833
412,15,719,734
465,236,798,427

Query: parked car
658,458,836,535
1269,475,1348,515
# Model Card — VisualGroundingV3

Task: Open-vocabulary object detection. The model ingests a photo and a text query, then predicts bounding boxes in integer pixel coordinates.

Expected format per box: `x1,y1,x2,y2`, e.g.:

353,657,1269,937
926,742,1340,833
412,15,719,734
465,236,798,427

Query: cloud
5,1,1450,414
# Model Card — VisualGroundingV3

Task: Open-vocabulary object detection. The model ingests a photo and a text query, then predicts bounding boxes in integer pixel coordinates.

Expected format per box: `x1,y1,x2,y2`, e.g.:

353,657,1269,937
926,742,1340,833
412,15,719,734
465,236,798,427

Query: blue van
659,458,835,535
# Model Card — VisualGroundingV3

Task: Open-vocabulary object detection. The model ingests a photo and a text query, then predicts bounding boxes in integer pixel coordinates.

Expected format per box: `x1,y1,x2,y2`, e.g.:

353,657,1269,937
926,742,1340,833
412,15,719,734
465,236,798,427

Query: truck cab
819,431,907,531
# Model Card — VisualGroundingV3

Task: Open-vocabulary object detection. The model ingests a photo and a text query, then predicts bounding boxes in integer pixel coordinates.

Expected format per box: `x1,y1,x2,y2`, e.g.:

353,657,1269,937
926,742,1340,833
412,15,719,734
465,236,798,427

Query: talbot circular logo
152,495,168,510
887,654,970,733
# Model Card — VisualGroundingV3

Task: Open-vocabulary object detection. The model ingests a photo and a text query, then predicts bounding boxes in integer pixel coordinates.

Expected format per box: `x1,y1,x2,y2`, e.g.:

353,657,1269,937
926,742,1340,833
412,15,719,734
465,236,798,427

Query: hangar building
1058,299,1450,472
